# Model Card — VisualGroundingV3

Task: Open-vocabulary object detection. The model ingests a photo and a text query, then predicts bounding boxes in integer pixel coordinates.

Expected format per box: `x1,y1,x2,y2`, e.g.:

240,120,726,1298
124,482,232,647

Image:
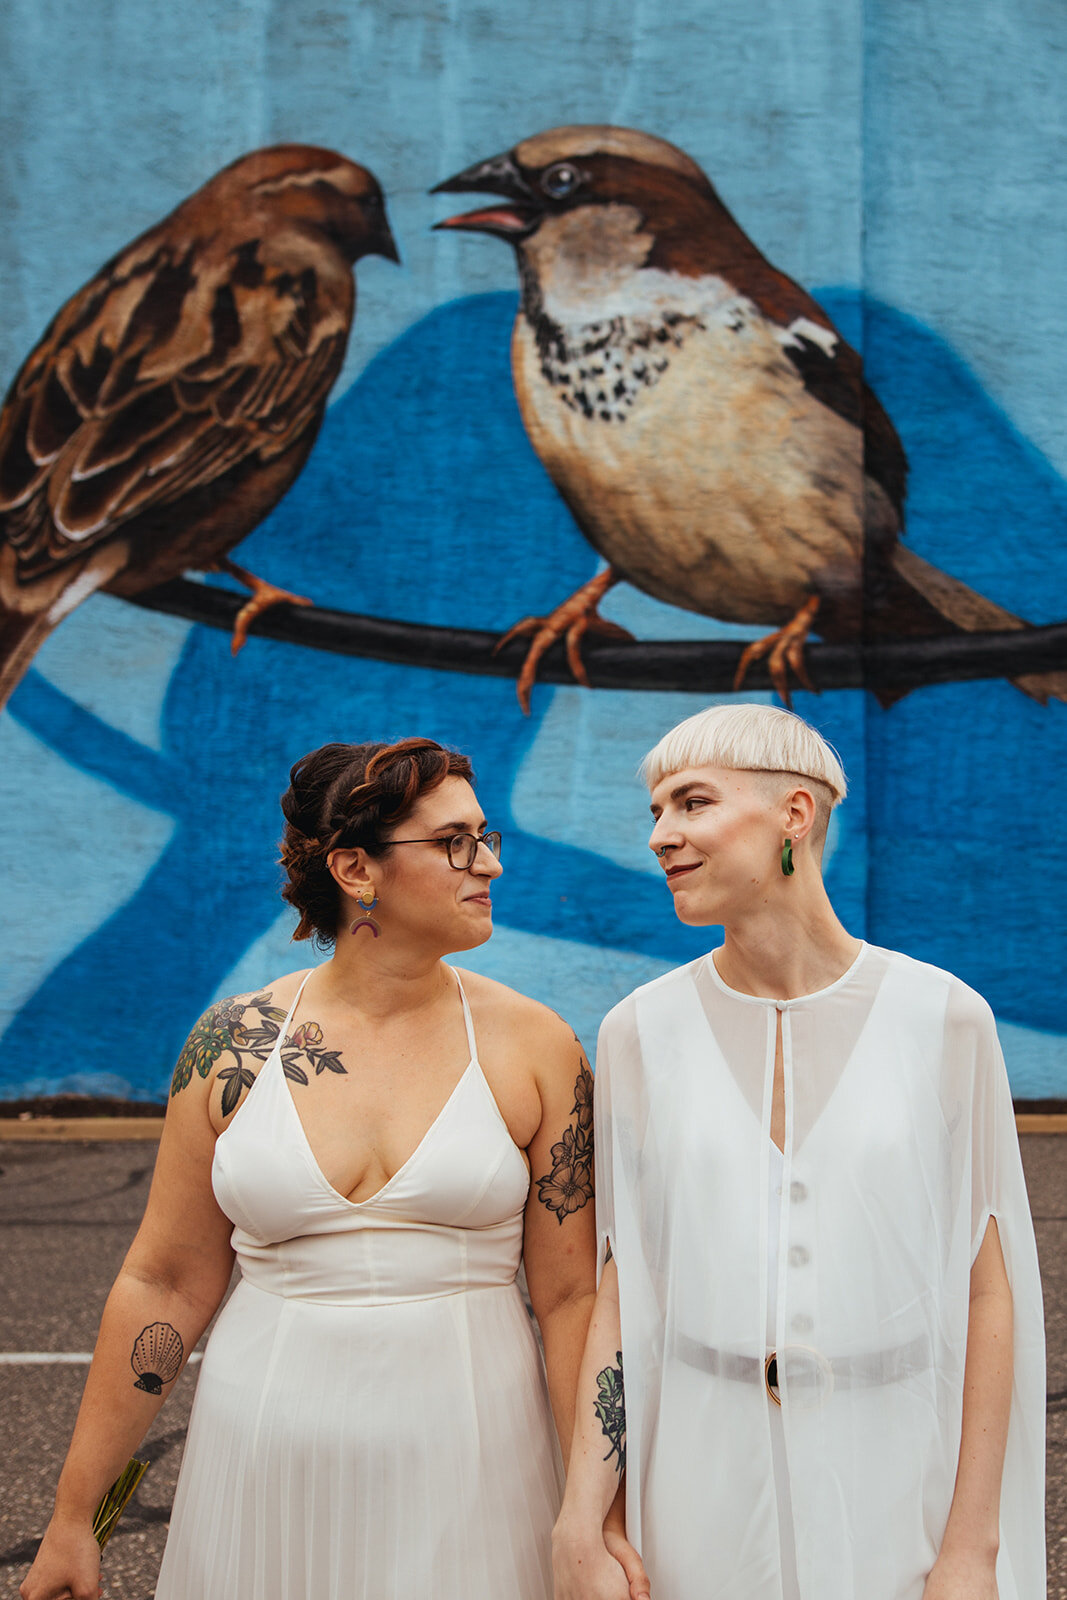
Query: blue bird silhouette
2,290,1065,1094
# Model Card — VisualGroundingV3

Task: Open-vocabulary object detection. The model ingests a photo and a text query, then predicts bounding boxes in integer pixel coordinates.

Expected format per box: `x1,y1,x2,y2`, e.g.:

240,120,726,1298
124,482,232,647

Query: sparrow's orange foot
493,568,632,713
230,583,313,656
732,596,821,708
211,558,314,656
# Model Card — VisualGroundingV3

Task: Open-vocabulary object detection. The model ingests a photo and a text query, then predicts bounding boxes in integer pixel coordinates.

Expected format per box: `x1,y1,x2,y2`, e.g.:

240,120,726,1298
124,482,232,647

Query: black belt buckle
764,1351,781,1406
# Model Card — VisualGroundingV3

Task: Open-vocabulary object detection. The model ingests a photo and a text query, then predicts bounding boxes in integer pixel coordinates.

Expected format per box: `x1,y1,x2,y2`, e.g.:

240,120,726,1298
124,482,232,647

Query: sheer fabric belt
674,1330,931,1405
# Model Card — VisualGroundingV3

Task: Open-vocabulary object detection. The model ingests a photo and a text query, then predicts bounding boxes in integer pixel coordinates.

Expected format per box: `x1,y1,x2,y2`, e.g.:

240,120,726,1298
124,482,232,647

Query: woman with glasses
553,704,1044,1600
23,736,633,1600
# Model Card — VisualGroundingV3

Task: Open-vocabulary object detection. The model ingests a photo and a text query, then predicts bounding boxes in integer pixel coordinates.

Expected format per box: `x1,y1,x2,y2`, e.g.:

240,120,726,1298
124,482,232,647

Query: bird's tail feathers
0,545,125,713
0,608,60,713
891,544,1067,705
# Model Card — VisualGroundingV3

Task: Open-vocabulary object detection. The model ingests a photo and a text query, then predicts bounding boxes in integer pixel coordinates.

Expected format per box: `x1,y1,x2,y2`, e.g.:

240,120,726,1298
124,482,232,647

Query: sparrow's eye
541,163,581,199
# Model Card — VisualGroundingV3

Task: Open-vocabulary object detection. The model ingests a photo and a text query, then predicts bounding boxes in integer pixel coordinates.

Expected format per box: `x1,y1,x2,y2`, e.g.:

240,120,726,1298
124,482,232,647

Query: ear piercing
780,836,797,877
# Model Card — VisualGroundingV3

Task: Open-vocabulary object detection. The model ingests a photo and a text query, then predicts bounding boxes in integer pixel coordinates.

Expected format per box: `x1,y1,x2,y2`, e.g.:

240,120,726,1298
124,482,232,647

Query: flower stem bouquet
92,1458,149,1550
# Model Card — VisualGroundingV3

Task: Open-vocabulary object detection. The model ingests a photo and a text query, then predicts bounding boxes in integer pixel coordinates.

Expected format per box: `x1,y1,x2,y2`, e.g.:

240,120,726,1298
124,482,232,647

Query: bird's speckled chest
529,308,706,424
516,288,804,449
510,302,867,623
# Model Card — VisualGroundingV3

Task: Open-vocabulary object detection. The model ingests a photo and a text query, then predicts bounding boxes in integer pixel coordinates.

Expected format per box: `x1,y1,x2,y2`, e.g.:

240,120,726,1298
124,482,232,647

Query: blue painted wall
1,0,1065,1097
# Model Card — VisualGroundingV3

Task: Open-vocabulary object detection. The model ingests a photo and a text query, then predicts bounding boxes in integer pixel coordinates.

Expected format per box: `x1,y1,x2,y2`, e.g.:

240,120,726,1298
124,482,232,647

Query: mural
0,0,1064,1102
0,145,397,706
434,127,1067,712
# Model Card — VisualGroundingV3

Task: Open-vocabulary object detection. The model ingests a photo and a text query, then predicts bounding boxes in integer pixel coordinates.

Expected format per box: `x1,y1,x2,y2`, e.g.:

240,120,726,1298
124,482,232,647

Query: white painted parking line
0,1351,202,1365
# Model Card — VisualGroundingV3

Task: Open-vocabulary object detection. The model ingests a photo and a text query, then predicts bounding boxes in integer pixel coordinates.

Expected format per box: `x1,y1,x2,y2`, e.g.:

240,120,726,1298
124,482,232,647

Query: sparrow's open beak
431,153,542,239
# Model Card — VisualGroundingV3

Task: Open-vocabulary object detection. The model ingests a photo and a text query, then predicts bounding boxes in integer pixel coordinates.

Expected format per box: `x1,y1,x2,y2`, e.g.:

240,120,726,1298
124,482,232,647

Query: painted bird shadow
4,290,1067,1091
816,292,1067,1030
1,293,708,1094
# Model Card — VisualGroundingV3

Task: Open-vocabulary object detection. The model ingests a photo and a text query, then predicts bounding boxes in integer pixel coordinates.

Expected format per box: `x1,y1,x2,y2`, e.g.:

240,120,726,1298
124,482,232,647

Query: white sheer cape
594,943,1045,1600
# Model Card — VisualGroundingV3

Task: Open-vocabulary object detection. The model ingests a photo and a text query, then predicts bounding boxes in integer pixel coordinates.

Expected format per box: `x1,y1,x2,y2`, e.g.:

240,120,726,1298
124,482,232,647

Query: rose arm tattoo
170,993,347,1111
535,1059,595,1222
594,1351,626,1475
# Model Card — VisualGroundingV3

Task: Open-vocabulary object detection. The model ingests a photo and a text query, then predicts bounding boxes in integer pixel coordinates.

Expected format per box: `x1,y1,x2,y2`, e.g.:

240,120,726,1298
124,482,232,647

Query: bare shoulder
453,967,583,1061
256,968,316,1009
168,971,311,1100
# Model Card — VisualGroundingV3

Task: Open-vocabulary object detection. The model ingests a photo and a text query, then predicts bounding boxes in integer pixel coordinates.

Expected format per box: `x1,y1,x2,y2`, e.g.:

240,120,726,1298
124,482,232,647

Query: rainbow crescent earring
780,837,796,877
350,888,381,937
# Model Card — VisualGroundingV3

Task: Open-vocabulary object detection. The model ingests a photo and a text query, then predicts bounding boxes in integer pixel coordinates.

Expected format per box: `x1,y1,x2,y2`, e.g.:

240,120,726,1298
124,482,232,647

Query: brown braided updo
279,737,475,946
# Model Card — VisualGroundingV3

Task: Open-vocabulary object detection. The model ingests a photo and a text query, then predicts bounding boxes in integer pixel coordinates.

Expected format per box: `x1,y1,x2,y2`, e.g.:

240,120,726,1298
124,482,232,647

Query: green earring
780,837,795,877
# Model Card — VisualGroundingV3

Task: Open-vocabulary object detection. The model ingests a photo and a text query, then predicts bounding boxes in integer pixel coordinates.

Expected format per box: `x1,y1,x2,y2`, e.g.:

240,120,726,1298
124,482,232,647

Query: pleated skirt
155,1278,564,1599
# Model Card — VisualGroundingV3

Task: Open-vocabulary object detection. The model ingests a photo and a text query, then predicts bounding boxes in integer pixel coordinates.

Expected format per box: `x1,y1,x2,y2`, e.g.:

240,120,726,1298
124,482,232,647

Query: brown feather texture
434,124,1066,709
0,143,397,710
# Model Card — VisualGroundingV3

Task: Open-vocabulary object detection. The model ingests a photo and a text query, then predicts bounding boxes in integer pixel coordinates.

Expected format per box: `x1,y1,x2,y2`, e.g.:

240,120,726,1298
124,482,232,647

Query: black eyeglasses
388,831,503,870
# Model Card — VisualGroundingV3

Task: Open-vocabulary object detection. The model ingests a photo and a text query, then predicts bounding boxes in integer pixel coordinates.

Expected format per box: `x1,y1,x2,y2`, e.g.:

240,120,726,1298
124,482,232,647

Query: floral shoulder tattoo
170,992,346,1115
535,1049,594,1222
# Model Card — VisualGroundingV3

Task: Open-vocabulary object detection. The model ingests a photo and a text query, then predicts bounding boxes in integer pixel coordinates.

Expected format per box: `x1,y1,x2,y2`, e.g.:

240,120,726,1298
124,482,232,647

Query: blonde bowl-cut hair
640,704,847,807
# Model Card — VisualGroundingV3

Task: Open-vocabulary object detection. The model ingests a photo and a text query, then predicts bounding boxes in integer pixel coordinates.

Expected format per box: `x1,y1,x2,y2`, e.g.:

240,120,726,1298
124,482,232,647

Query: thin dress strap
279,968,315,1037
452,969,479,1063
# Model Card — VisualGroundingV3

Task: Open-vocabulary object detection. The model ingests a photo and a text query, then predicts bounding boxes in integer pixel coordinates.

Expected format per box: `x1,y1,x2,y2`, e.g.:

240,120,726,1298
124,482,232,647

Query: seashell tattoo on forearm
131,1322,184,1394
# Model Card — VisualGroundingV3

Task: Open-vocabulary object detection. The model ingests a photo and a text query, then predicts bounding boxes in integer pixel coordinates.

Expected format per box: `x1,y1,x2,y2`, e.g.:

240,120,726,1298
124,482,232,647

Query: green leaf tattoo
594,1352,626,1475
536,1060,594,1222
281,1055,309,1087
169,993,347,1109
170,999,248,1094
217,1063,257,1118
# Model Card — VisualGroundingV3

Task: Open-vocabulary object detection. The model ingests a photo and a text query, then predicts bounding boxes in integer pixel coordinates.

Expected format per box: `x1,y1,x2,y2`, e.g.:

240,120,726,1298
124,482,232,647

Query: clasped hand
19,1514,102,1600
922,1549,998,1600
553,1521,651,1600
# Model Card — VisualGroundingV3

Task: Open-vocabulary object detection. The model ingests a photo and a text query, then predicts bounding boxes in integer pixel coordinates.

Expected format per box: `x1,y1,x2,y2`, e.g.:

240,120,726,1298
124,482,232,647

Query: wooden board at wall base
0,1118,166,1141
2,1114,1067,1141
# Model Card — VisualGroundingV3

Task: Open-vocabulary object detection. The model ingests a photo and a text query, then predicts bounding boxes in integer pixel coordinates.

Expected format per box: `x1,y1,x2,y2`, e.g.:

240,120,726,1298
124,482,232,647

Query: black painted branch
127,578,1067,697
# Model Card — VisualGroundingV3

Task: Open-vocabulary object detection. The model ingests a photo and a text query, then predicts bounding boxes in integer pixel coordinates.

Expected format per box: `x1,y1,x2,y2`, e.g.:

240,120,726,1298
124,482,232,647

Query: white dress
765,1145,801,1600
156,971,563,1600
595,942,1046,1600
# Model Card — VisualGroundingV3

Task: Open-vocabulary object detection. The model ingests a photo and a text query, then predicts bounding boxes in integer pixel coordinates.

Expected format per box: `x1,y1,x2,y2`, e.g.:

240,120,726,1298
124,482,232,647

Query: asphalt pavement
2,1136,1066,1599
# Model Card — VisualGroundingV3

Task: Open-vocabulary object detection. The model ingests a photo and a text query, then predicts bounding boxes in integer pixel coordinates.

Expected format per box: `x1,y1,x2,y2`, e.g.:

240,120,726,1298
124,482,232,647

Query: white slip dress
155,969,564,1600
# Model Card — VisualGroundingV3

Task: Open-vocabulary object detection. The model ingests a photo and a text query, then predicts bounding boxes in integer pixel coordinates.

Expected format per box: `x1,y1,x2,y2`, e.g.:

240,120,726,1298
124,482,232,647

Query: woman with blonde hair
553,704,1045,1600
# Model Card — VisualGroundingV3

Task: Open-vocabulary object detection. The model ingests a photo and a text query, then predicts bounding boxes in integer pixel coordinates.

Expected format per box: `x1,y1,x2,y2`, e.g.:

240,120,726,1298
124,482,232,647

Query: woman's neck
308,939,454,1022
714,894,861,1001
